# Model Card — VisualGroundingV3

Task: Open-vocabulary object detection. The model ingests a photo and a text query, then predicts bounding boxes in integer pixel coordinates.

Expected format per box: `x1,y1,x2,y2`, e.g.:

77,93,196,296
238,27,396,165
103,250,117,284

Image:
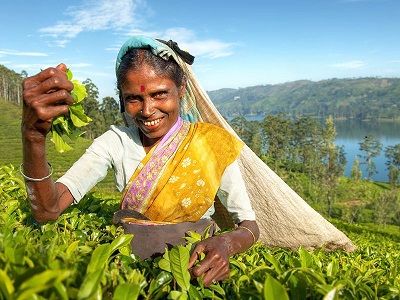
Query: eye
125,95,141,103
152,91,168,99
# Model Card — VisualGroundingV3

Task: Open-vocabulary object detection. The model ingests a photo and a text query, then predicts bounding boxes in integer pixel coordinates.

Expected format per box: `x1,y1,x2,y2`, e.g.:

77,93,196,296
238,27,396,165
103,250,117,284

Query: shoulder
89,125,140,152
95,125,138,142
194,122,240,143
194,122,235,137
109,125,139,137
192,122,244,154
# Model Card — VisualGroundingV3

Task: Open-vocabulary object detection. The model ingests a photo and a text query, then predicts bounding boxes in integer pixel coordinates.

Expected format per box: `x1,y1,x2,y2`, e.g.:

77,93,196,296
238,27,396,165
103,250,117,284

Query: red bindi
140,85,145,92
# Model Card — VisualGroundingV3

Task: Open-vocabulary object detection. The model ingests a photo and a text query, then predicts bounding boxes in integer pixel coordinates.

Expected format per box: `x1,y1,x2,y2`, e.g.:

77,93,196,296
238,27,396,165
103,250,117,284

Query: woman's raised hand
22,63,75,139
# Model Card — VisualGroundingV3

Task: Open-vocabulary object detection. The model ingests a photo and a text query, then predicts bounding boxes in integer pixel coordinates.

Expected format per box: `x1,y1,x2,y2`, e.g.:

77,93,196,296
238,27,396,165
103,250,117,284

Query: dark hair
116,48,185,91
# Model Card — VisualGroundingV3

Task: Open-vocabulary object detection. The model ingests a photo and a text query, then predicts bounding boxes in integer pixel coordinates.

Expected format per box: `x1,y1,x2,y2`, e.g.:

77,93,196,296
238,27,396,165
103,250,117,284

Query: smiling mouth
142,118,162,127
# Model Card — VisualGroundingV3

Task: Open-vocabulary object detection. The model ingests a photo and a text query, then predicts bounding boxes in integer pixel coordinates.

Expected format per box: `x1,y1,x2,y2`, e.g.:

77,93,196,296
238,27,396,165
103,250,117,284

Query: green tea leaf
263,275,289,300
77,269,104,300
323,286,343,300
168,290,188,300
0,269,15,299
86,244,111,274
109,234,133,254
114,283,140,300
53,282,69,300
188,284,203,300
169,246,191,292
69,104,92,127
148,271,173,297
51,129,73,153
71,79,87,103
65,240,80,260
17,270,70,300
50,67,91,152
298,246,313,268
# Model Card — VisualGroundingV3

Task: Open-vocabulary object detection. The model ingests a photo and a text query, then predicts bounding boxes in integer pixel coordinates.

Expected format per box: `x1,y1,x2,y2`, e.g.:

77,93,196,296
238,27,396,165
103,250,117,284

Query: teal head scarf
116,35,200,123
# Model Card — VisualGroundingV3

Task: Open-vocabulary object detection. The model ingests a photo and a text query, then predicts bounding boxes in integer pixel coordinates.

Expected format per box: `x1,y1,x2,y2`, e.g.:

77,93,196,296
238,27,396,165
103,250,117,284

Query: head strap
156,39,195,65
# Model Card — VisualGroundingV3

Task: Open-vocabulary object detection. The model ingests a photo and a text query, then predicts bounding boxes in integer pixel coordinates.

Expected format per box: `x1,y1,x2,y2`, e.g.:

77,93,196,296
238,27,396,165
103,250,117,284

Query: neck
140,131,160,153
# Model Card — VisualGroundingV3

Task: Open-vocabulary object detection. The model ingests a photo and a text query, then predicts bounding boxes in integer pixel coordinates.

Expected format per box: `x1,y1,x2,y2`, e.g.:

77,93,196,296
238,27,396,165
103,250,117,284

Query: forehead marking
140,85,145,92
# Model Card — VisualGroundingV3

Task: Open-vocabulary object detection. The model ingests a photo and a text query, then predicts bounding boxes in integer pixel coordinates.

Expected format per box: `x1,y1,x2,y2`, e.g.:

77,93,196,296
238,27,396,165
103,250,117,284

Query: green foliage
51,68,92,153
0,64,24,104
209,77,400,120
358,135,383,180
1,164,400,299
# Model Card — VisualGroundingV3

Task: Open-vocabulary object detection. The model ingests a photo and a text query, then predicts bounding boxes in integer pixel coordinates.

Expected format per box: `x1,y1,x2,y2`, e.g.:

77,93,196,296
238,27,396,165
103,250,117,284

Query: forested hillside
208,77,400,120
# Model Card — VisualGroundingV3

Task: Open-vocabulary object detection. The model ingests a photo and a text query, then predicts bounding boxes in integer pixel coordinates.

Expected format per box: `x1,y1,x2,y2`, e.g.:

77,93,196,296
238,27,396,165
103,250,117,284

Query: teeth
143,118,161,126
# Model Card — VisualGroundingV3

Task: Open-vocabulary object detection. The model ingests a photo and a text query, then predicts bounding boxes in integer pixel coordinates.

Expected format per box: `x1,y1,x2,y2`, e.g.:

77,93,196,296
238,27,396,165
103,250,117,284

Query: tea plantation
1,100,399,299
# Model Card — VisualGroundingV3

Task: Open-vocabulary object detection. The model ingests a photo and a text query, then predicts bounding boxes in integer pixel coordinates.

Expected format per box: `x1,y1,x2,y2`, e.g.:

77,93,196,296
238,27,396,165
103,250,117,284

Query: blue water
334,119,400,182
229,116,400,182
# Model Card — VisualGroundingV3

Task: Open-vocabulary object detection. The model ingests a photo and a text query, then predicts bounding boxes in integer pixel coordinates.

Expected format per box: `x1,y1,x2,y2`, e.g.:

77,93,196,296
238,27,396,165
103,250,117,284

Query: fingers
22,65,75,135
189,238,230,287
192,253,230,287
188,244,205,268
202,262,230,287
23,66,73,94
56,63,67,72
23,66,75,109
28,91,72,121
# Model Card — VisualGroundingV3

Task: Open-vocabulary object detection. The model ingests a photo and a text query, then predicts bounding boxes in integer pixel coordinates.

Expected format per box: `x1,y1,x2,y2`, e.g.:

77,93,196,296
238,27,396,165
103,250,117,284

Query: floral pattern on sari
121,122,244,223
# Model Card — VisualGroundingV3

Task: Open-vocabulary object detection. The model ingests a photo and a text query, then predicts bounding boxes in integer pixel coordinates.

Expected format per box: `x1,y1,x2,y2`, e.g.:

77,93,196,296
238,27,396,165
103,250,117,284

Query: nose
141,98,155,117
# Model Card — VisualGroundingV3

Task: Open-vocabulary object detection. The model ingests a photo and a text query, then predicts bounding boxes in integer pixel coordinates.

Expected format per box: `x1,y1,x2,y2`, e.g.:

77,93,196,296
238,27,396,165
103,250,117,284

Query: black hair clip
156,39,195,65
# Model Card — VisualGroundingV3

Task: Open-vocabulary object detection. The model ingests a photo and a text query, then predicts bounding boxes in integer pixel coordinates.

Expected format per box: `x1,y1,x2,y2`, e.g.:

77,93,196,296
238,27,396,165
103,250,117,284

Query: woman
21,35,259,286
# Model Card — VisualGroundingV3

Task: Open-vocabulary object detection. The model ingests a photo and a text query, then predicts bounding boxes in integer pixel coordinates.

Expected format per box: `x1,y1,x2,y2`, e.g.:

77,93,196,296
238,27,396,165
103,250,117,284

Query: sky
1,0,399,101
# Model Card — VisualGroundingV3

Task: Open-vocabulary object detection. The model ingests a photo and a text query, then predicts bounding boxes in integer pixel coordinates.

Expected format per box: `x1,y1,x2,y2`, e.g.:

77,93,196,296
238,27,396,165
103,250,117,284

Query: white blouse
57,125,256,223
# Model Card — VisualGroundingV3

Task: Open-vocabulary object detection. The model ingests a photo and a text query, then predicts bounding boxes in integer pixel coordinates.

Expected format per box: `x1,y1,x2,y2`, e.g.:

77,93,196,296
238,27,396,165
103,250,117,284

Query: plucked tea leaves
51,67,92,152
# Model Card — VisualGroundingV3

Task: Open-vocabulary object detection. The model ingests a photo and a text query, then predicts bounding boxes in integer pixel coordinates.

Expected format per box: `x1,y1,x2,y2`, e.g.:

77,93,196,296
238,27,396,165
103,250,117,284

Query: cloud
158,27,234,59
123,27,235,59
0,50,48,57
39,0,138,46
185,40,234,59
331,60,367,69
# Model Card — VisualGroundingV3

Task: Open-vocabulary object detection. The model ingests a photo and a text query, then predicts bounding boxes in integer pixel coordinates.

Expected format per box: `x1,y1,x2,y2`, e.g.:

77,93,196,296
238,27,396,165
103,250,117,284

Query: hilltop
207,77,400,120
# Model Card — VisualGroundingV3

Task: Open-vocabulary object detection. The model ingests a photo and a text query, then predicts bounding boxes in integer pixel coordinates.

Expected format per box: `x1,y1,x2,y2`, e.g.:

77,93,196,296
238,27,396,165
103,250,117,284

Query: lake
229,116,400,182
334,119,400,182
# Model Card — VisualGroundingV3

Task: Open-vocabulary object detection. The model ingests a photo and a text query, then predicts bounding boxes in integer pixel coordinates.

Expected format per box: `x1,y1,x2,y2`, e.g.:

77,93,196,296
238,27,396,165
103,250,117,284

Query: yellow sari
121,120,244,223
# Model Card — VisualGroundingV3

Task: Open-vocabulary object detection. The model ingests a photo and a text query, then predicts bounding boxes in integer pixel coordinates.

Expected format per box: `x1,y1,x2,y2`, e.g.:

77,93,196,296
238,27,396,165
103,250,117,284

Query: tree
350,158,362,181
20,70,28,78
318,116,346,217
384,144,400,188
261,112,292,172
230,117,252,145
0,64,23,104
82,79,103,139
358,135,382,180
289,117,324,196
374,190,399,228
230,117,264,156
100,96,124,128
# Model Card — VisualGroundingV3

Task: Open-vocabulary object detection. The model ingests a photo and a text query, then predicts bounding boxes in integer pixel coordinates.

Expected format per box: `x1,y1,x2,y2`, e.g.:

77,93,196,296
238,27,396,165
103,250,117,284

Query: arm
188,160,259,286
21,64,75,222
188,219,259,287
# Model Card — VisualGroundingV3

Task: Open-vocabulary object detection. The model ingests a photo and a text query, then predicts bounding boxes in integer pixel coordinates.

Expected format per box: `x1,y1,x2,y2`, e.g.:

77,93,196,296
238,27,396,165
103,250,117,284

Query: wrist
22,127,48,144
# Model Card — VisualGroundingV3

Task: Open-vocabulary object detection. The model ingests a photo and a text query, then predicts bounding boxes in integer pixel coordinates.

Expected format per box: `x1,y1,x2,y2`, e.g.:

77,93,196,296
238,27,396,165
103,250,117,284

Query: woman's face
121,63,184,145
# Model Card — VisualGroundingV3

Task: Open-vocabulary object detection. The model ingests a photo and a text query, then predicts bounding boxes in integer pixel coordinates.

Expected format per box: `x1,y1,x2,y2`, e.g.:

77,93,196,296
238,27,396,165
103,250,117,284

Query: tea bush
1,164,399,299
